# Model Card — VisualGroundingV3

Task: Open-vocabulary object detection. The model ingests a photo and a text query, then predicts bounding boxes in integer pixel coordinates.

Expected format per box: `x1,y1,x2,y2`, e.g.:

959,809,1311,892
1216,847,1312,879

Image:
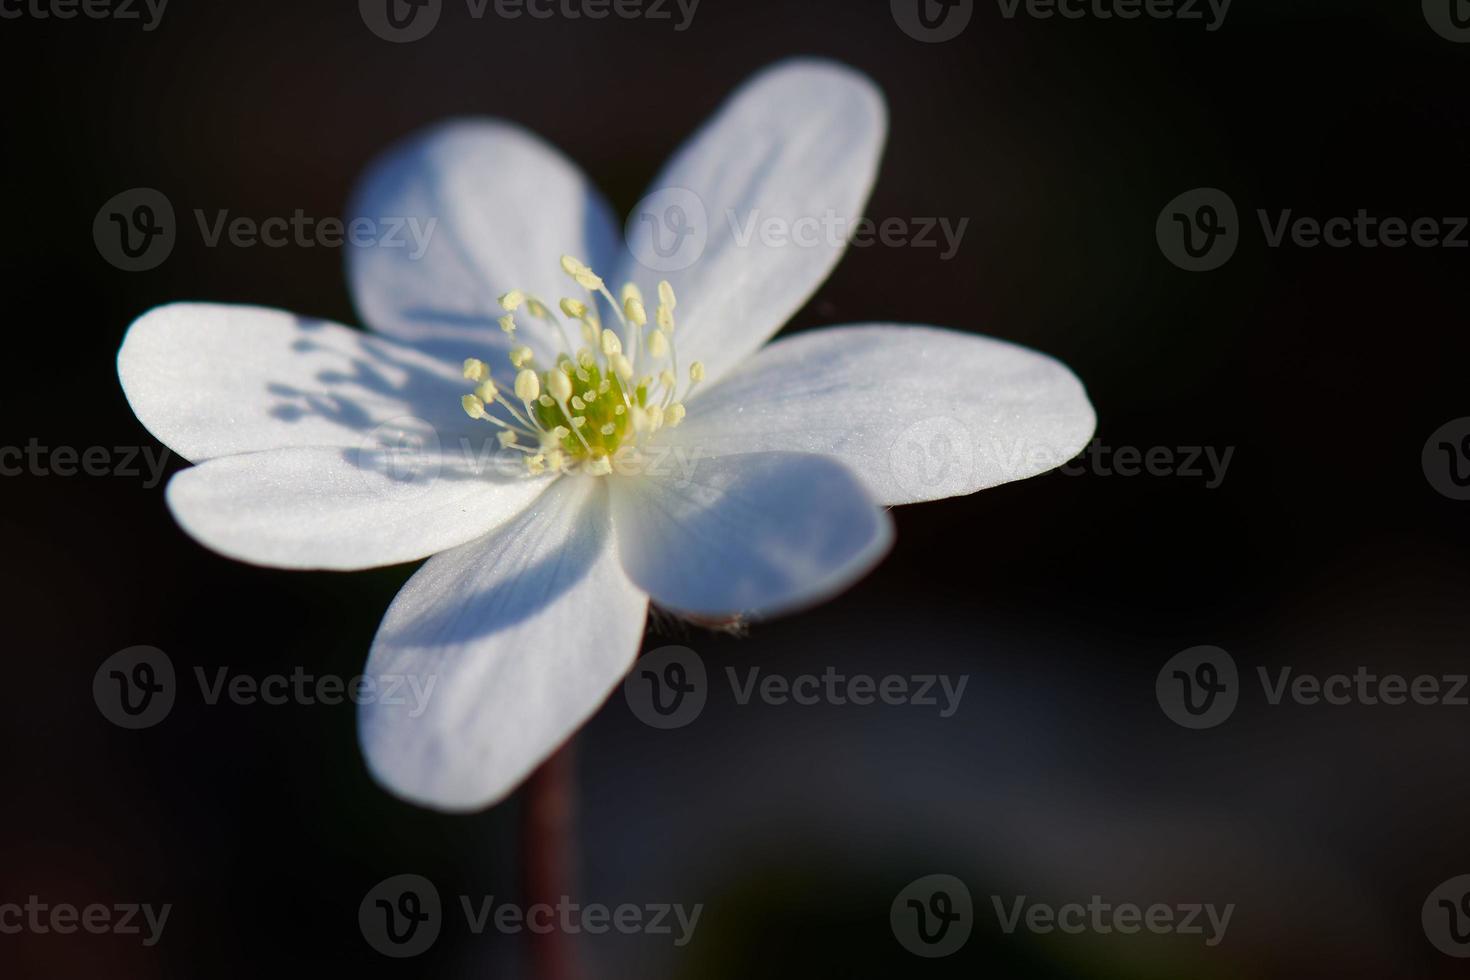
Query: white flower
117,59,1096,811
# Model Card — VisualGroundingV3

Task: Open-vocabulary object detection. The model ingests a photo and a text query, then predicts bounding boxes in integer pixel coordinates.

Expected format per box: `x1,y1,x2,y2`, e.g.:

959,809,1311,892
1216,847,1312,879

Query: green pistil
531,361,641,458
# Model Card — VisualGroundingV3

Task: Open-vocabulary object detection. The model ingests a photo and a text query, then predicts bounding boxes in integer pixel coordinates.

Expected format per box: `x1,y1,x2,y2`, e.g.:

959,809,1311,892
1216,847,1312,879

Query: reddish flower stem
522,740,583,980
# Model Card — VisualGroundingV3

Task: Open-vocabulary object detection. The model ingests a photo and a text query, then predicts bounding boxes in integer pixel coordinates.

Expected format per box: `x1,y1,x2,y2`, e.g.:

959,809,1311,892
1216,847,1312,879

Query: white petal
359,477,648,811
118,303,477,463
166,445,552,571
609,451,892,618
662,324,1097,505
618,59,886,385
347,119,620,363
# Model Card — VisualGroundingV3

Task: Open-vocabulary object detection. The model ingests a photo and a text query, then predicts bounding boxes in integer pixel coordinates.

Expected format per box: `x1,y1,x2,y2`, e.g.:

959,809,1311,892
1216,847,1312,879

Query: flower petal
358,477,648,811
661,324,1097,506
609,451,892,619
118,303,477,463
347,119,620,363
166,445,552,571
618,59,887,385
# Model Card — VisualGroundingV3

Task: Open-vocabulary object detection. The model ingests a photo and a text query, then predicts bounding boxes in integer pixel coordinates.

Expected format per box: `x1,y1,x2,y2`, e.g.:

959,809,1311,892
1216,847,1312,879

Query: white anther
499,290,526,311
560,255,604,291
689,361,706,383
560,298,588,320
647,330,669,360
462,394,487,420
624,297,647,327
475,380,498,403
463,358,489,382
658,280,676,310
571,396,586,412
656,305,674,332
600,423,616,436
611,353,633,380
548,369,573,403
498,314,517,334
515,369,541,403
600,329,622,357
666,403,686,426
510,345,534,368
498,430,517,448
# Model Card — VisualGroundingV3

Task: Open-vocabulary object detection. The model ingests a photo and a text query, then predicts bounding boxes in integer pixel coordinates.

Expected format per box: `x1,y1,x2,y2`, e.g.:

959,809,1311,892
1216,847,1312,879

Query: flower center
459,257,704,477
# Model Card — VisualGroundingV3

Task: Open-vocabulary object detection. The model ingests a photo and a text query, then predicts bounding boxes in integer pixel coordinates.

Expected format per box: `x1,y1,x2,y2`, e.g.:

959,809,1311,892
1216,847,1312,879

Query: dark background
4,0,1469,976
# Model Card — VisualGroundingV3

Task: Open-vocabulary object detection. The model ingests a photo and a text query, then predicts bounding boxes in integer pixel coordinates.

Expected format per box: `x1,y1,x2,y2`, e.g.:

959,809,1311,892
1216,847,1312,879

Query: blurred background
3,0,1469,976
